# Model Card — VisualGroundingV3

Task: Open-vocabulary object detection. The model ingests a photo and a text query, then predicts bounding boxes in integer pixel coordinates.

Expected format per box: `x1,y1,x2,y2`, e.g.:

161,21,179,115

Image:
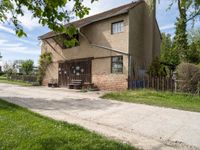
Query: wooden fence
129,75,175,91
10,74,37,83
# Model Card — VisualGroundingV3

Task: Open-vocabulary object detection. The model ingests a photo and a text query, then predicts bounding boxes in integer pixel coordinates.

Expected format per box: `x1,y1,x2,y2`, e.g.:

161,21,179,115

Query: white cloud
160,24,175,31
2,46,39,55
0,38,39,55
0,25,15,35
18,38,39,46
18,10,40,31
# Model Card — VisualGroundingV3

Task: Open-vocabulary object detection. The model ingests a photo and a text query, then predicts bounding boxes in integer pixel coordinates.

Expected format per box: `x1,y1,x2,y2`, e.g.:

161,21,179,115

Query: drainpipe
128,54,133,89
78,28,129,56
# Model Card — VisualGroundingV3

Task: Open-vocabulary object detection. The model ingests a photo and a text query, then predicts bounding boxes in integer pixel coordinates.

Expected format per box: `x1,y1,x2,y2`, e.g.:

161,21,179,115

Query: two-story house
39,0,161,90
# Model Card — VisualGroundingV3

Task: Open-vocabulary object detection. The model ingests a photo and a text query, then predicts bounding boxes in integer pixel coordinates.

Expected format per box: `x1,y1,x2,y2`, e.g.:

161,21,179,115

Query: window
111,56,123,73
111,21,124,34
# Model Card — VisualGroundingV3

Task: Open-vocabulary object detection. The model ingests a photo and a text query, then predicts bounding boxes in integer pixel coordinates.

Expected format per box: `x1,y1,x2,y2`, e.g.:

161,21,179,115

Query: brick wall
92,74,128,91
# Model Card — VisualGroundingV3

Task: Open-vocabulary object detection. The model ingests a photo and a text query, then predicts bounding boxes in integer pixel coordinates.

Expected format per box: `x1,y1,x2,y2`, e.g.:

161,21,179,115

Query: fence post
172,71,177,93
198,81,200,96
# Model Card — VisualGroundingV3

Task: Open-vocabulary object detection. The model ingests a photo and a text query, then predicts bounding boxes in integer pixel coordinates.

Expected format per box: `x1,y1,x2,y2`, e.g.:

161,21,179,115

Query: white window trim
111,21,124,34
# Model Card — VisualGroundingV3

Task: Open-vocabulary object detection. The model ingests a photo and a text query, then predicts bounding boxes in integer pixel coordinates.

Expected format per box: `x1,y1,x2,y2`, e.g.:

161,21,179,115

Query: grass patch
0,76,32,86
102,90,200,112
0,99,135,150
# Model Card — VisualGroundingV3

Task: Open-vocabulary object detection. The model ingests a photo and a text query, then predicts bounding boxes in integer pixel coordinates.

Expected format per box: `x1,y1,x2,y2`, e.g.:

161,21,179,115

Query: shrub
37,52,52,85
176,63,200,93
147,57,167,77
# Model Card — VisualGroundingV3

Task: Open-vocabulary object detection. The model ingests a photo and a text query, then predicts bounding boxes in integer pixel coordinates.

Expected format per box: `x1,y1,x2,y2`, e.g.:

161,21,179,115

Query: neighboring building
39,0,161,90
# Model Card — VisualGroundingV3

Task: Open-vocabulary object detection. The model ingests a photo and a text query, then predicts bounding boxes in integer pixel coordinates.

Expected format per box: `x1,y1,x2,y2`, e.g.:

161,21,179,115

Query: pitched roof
39,0,144,40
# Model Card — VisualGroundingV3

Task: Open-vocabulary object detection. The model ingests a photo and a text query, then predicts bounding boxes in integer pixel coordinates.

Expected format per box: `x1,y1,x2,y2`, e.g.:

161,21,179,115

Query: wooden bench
68,80,83,89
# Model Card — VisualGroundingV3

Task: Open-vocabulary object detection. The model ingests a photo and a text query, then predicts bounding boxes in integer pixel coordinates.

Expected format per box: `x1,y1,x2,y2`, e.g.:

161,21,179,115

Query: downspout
78,28,129,56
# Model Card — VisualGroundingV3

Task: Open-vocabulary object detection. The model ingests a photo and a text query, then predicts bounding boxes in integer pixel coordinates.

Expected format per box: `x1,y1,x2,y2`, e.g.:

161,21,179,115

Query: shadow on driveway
0,96,120,112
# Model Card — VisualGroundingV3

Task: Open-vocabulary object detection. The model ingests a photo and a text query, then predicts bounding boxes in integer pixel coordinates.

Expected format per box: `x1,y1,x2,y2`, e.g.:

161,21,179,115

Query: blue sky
0,0,199,66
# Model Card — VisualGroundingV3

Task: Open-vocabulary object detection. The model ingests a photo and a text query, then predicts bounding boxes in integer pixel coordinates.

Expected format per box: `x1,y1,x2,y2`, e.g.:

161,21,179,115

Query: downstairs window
111,56,123,73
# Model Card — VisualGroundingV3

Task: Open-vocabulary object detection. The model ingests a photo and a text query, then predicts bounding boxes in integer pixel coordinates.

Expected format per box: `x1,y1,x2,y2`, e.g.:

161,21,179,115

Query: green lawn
0,76,32,86
102,90,200,112
0,99,135,150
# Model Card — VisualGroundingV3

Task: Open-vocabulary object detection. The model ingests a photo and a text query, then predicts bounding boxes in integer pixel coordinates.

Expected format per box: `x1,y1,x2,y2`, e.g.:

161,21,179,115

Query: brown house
39,0,161,90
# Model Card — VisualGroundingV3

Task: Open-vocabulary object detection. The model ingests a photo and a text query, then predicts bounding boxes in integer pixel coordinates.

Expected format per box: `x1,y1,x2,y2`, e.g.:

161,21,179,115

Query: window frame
111,20,124,34
111,56,123,74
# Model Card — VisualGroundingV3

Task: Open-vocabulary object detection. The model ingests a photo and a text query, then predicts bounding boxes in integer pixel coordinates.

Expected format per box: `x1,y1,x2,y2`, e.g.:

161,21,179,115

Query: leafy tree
3,62,17,78
160,33,173,61
185,42,200,64
186,28,200,64
188,28,200,44
160,33,180,68
21,60,34,75
0,0,97,37
153,0,200,62
172,0,189,61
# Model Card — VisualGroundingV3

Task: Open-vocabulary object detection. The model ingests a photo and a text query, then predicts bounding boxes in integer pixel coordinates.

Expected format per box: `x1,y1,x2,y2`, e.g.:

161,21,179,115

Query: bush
176,63,200,93
37,52,52,85
10,74,37,83
147,57,167,77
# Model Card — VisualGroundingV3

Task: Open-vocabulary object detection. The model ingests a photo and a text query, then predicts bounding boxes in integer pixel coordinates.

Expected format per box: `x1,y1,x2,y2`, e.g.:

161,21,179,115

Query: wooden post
198,81,200,96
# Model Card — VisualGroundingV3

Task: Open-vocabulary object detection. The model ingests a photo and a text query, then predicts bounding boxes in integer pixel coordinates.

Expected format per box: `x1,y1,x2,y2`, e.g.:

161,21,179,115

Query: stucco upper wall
129,2,145,70
81,14,129,53
128,2,161,73
153,22,162,58
41,14,129,62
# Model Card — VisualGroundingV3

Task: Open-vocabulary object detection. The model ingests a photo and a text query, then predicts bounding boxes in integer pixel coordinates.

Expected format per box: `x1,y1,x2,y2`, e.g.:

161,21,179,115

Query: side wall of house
41,14,129,90
129,2,161,77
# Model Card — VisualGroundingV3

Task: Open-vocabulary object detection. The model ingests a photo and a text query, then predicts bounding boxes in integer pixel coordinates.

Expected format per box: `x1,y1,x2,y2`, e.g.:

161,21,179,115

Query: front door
59,59,92,87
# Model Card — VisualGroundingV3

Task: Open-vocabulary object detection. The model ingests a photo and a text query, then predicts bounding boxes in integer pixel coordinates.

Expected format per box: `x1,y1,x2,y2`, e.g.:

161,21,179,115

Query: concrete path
0,83,200,150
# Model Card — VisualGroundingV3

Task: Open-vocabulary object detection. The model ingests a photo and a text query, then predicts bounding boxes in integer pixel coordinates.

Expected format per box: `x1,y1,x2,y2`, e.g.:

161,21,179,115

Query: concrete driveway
0,83,200,150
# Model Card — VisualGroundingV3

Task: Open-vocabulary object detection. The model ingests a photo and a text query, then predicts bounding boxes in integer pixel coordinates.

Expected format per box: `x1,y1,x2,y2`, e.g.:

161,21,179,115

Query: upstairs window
111,21,124,34
111,56,123,73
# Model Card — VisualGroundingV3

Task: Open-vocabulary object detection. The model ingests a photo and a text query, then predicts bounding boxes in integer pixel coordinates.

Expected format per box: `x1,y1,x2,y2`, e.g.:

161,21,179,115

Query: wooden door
58,59,91,87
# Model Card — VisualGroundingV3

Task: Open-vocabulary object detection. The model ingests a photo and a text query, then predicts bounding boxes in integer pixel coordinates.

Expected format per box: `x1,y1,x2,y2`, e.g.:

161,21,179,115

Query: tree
188,28,200,44
160,33,173,61
3,62,17,78
186,28,200,64
185,42,200,64
0,0,97,37
21,60,34,75
160,33,180,68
